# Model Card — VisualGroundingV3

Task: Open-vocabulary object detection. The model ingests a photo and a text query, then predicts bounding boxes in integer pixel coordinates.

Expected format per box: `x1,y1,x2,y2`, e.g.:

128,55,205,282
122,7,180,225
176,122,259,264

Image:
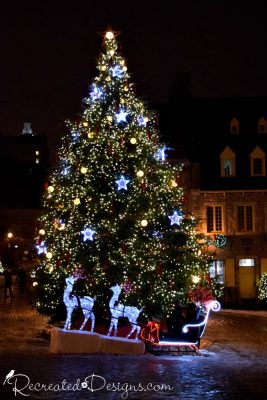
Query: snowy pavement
0,292,267,399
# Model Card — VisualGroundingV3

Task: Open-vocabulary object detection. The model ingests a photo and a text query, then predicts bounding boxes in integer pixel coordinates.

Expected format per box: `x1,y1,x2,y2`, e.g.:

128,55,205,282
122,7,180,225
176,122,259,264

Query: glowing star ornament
81,228,96,241
90,86,103,101
155,146,173,161
36,241,47,255
168,211,183,226
116,175,130,191
110,65,123,77
116,110,128,124
138,116,147,126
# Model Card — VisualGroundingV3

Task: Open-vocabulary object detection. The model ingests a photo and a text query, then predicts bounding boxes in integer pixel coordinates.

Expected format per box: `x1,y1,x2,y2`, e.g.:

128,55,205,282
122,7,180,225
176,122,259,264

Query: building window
230,118,239,134
209,260,225,284
252,158,263,175
239,258,255,267
250,146,265,177
237,205,253,232
36,158,39,164
207,206,223,233
223,159,233,176
35,150,39,156
258,117,267,133
220,147,236,177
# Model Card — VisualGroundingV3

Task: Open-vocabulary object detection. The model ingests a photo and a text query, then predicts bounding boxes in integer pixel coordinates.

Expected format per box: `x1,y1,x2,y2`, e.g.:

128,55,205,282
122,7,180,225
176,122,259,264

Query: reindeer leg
113,319,118,337
127,323,136,339
107,318,115,336
135,325,141,340
64,307,73,330
79,310,90,331
90,313,95,332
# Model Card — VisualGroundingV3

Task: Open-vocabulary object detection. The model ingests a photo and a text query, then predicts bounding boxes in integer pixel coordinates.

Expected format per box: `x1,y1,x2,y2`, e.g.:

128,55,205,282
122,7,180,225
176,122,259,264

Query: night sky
1,1,267,150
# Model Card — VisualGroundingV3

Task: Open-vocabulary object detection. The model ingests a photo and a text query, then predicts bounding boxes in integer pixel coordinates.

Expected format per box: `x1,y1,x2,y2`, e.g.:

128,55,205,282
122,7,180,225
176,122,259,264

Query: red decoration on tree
122,279,133,294
121,243,128,254
188,286,214,305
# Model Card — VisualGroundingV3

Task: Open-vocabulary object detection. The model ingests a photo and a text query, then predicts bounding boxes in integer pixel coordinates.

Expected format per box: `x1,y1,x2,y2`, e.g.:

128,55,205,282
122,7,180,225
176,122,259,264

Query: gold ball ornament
141,219,148,227
130,137,137,144
47,186,54,193
39,229,45,236
106,31,114,40
169,180,178,187
136,170,144,177
88,132,94,139
80,167,88,174
73,198,81,205
46,252,53,259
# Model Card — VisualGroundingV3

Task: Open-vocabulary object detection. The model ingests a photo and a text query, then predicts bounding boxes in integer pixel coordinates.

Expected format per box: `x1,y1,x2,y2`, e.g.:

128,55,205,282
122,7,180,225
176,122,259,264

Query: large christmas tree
32,30,208,320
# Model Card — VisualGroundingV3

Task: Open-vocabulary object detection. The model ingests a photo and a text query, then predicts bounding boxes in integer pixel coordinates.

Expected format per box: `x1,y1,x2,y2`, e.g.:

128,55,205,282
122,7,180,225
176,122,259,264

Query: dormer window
258,117,267,133
250,146,266,176
230,118,239,134
220,147,236,177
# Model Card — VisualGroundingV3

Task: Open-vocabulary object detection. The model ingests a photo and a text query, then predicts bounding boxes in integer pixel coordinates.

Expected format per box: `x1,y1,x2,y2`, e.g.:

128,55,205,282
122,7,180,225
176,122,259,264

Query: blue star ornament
116,110,128,124
36,241,47,255
168,211,183,226
110,65,123,77
138,116,147,126
90,86,103,101
155,146,173,161
116,175,130,191
81,228,95,241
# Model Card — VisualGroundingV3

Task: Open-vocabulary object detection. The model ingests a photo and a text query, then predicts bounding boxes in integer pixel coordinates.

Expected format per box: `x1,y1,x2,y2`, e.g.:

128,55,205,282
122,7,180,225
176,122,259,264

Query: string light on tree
31,29,210,320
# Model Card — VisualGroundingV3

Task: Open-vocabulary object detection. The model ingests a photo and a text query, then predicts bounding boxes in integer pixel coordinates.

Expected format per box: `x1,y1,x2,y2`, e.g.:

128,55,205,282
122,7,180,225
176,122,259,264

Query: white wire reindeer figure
107,284,143,339
63,276,96,331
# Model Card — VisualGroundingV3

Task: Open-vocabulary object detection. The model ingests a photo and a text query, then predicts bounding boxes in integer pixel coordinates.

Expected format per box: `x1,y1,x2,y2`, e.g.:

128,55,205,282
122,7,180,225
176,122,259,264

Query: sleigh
140,300,220,355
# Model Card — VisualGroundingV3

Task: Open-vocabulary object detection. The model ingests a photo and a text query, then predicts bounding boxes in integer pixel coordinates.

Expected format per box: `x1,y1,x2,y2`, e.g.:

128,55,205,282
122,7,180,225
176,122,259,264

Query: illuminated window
36,158,39,164
220,147,236,177
35,150,40,155
207,206,223,233
237,205,253,232
209,260,225,284
250,146,265,177
239,258,255,267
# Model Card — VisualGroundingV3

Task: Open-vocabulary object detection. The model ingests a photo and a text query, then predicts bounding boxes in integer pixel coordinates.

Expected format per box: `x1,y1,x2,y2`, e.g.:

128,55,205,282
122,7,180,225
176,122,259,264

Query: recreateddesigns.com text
3,370,174,399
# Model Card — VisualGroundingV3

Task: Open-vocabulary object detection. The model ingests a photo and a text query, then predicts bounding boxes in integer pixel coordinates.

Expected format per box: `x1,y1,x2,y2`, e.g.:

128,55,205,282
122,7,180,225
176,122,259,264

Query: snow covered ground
0,292,267,399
